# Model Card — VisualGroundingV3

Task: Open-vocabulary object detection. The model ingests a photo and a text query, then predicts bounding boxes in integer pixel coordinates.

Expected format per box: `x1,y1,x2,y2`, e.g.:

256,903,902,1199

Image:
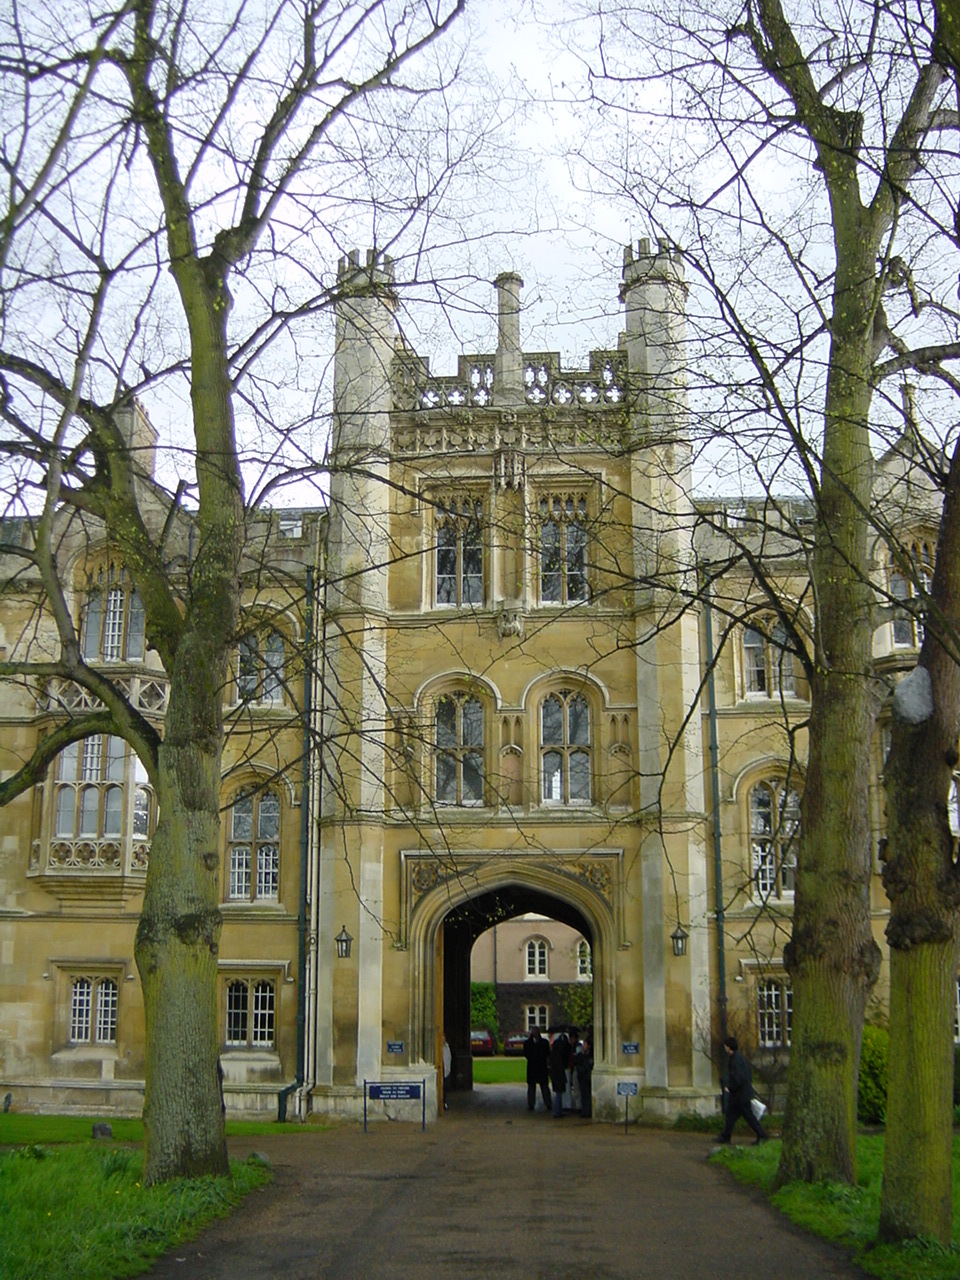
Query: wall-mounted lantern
670,924,689,958
335,925,353,959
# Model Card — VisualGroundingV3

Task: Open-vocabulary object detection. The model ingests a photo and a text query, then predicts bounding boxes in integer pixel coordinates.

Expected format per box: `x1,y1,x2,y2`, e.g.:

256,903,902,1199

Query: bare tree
0,0,475,1183
574,0,959,1199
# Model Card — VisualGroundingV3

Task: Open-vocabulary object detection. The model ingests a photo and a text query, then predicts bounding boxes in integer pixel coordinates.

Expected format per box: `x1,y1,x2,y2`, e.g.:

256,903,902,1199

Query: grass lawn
0,1139,271,1280
713,1135,960,1280
471,1055,526,1084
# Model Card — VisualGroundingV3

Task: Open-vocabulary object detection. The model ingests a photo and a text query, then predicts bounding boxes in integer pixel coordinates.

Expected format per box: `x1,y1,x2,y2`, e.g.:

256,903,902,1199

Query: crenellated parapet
394,347,626,416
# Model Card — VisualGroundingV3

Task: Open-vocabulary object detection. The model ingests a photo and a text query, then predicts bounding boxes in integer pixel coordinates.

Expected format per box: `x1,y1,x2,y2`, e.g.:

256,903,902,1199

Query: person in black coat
718,1035,768,1143
549,1032,570,1117
523,1028,552,1111
573,1036,593,1118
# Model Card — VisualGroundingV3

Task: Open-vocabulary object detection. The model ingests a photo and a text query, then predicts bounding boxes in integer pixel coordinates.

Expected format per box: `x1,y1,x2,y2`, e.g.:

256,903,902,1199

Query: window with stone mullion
436,499,483,606
541,691,591,804
539,495,588,604
750,781,799,900
435,694,484,806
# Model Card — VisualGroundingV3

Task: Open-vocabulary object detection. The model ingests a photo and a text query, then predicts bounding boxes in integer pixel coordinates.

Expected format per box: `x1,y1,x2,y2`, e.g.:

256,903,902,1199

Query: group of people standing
523,1027,593,1118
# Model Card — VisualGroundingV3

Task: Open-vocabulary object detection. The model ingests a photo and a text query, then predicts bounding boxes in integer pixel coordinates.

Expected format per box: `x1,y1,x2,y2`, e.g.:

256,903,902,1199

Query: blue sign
386,1041,404,1054
368,1082,421,1100
617,1081,639,1096
622,1042,640,1055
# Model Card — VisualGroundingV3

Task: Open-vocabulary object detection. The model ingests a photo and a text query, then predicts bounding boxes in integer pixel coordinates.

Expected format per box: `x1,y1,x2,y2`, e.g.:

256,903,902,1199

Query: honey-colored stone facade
0,247,937,1122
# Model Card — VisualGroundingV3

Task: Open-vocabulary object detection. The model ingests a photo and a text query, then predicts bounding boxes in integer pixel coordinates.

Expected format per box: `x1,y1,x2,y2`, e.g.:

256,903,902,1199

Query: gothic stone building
0,244,938,1122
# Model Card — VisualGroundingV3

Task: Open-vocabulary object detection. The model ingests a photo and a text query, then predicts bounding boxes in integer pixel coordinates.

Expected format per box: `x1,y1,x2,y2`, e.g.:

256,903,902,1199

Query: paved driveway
143,1084,867,1280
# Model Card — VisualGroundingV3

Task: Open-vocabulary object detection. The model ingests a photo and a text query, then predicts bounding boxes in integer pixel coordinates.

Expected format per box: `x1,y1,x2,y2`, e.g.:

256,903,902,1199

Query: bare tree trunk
880,447,960,1242
777,316,881,1186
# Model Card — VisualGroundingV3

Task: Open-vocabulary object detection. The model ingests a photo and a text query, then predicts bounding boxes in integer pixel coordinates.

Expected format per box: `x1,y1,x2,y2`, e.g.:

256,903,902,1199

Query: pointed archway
404,853,621,1090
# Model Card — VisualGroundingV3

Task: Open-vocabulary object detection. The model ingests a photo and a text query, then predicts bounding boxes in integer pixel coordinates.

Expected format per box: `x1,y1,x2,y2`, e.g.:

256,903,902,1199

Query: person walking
718,1035,768,1144
523,1028,552,1112
442,1036,452,1110
574,1035,593,1118
549,1031,570,1118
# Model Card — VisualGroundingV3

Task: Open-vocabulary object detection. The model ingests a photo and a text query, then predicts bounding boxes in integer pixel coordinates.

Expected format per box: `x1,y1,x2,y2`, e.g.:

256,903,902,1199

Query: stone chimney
494,271,524,406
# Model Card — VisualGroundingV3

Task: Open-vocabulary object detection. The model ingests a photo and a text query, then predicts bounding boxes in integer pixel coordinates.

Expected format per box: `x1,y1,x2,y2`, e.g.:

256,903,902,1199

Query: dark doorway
441,884,592,1093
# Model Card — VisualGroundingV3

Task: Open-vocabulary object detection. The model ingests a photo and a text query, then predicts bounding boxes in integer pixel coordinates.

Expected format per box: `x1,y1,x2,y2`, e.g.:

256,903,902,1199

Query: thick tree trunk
136,751,228,1182
880,942,958,1242
136,615,233,1182
776,317,881,1187
880,454,960,1243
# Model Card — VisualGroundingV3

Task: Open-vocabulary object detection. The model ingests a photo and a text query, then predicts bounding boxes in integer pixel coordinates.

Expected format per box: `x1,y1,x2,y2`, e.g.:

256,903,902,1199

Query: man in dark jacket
523,1028,551,1112
549,1032,570,1117
718,1035,768,1143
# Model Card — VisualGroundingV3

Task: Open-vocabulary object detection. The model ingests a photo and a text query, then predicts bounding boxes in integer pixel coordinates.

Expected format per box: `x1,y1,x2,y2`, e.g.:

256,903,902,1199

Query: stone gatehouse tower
313,241,716,1119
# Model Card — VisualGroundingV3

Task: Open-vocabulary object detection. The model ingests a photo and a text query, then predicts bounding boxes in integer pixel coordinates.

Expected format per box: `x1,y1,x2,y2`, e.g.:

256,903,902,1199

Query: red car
503,1031,527,1056
470,1029,494,1055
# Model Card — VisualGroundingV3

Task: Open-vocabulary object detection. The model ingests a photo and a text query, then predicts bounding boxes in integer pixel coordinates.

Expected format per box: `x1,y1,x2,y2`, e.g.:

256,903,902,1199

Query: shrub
470,982,499,1046
857,1023,888,1125
953,1046,960,1108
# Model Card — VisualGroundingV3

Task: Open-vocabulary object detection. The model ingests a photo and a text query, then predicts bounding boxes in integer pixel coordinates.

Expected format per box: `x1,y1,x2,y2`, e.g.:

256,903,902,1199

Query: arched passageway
406,858,618,1108
442,885,592,1093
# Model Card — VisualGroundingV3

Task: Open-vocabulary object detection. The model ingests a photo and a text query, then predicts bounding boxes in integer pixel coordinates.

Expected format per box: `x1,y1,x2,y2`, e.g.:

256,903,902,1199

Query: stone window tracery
70,976,118,1044
889,539,933,649
526,938,548,979
236,629,286,704
539,495,588,604
81,565,145,664
749,779,800,901
50,736,155,866
226,790,281,902
435,498,484,607
526,1004,549,1031
540,690,591,804
577,939,592,980
435,693,484,806
743,622,796,697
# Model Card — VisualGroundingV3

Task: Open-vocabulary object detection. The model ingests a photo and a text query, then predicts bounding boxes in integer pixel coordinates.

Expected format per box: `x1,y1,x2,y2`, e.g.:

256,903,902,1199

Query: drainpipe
279,563,314,1122
701,569,728,1091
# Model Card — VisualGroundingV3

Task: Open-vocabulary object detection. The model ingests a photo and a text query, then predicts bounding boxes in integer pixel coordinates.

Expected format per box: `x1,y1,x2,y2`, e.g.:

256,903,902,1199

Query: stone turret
329,250,397,612
620,237,688,436
493,271,524,406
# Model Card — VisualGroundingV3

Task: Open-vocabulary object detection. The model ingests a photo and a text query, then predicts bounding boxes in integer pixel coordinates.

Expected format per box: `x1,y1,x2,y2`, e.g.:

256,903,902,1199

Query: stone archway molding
402,846,626,1069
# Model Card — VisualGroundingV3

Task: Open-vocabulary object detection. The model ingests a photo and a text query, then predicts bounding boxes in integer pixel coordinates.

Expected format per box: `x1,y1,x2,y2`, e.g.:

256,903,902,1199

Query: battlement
336,247,396,289
395,348,626,414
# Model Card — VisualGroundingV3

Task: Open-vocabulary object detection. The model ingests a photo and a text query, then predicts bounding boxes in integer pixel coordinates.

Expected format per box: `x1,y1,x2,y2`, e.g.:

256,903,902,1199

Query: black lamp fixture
671,923,689,958
335,924,353,959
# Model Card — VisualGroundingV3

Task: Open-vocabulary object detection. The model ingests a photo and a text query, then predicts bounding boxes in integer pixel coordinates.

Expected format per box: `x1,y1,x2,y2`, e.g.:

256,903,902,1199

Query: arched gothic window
889,540,933,648
540,691,591,804
435,498,483,606
226,789,280,902
70,976,118,1044
743,623,796,697
539,495,588,604
81,565,145,663
749,779,800,901
435,693,484,805
526,939,548,979
237,630,285,703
